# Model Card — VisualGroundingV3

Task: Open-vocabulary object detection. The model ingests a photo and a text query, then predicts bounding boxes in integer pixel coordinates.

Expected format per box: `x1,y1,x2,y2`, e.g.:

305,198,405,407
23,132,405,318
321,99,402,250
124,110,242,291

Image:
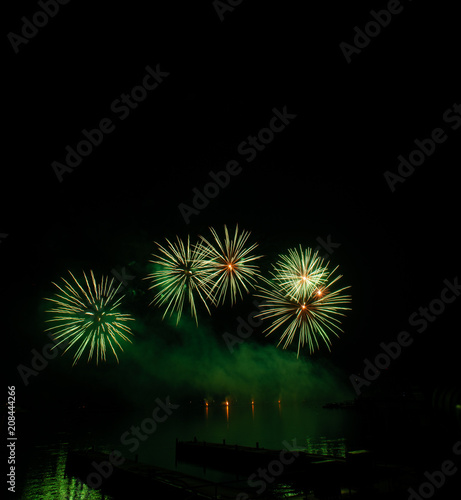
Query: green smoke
119,313,353,404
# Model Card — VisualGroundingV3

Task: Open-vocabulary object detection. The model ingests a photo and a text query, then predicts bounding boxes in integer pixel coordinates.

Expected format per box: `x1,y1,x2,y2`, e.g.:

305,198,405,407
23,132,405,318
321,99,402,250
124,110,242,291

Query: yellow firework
44,270,134,366
255,248,351,356
199,225,262,306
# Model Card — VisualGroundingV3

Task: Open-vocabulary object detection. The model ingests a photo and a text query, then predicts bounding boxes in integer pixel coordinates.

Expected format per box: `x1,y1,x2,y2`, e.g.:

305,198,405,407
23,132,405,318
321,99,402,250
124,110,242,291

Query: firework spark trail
271,246,329,300
146,236,215,324
256,248,351,356
44,270,134,365
199,225,262,306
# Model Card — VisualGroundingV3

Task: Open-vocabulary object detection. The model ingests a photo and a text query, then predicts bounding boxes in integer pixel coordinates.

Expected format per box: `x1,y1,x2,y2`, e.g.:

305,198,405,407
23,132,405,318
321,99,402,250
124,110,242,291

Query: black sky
3,1,460,409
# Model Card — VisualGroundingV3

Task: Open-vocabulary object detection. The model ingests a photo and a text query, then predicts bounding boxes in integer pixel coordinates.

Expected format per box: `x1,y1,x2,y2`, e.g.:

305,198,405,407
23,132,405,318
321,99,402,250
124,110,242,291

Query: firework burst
44,270,134,366
199,225,262,306
256,248,351,356
146,236,214,324
271,246,328,299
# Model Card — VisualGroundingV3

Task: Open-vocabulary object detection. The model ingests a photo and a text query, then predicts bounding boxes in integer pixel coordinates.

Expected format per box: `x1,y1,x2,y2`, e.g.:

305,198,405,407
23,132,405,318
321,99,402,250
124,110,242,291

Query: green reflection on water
21,444,113,500
304,436,347,458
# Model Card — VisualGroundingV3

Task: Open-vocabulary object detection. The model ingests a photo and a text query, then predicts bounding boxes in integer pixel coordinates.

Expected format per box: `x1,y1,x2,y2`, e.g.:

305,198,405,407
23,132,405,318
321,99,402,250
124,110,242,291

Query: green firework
270,246,329,299
256,247,351,356
44,270,134,365
146,236,215,324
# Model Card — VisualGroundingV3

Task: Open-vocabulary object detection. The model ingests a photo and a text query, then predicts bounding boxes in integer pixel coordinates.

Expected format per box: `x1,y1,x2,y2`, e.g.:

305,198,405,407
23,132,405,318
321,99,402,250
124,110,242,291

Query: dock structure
66,449,288,499
175,440,414,497
176,439,347,497
176,438,346,473
67,442,414,498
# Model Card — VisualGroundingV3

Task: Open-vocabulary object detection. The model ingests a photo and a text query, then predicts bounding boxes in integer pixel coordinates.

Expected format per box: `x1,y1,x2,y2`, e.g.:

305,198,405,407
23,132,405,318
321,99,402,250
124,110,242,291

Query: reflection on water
304,436,347,458
20,443,114,500
19,403,361,498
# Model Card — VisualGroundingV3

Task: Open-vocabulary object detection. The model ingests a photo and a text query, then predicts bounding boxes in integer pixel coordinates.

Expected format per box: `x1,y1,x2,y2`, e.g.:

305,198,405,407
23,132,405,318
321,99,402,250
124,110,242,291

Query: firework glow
255,247,351,356
44,270,134,365
199,225,262,306
270,246,329,299
146,236,215,324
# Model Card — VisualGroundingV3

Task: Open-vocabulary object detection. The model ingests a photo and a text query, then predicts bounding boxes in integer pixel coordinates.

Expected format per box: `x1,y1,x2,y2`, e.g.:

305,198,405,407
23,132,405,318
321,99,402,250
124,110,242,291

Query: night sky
3,1,460,414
